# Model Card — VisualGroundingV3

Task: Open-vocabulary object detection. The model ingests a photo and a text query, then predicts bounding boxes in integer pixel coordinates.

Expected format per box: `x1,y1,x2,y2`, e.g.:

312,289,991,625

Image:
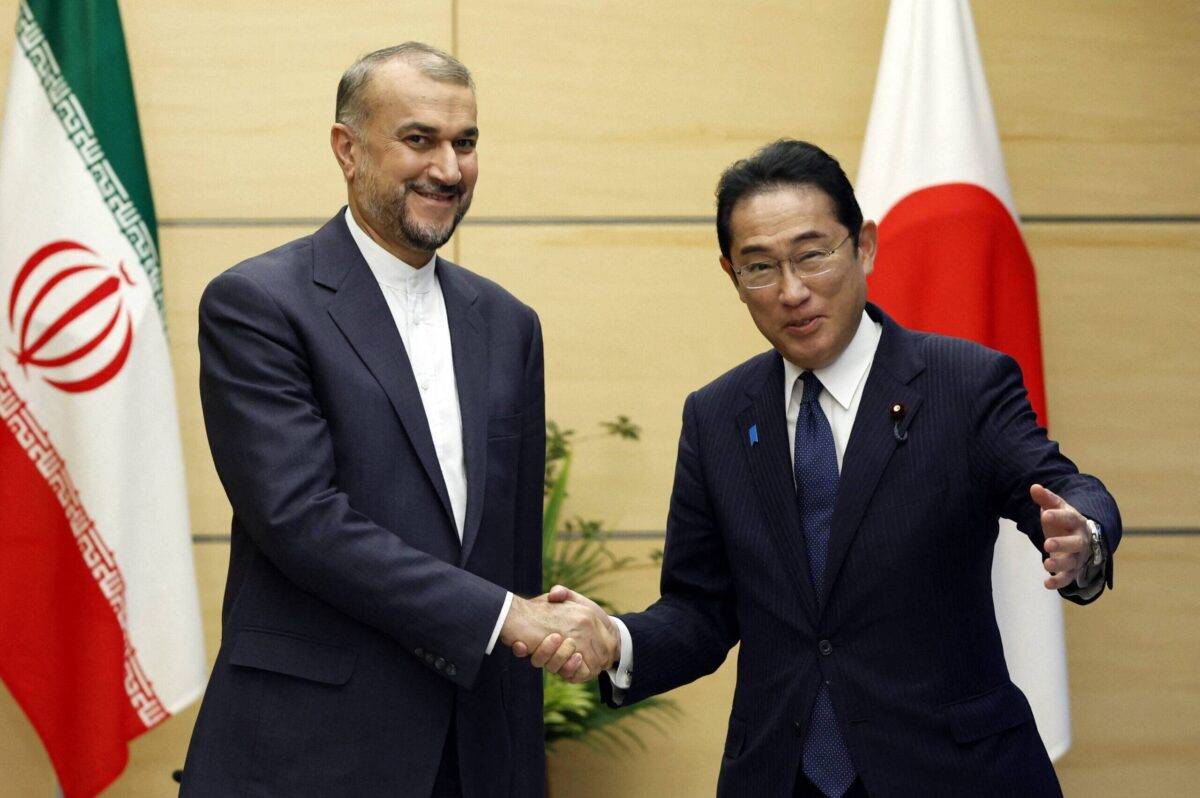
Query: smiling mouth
410,185,460,205
785,316,823,334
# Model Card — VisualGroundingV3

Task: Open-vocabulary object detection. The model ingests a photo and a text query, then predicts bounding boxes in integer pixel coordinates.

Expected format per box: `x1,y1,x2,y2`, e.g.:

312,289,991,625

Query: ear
330,123,358,182
719,256,748,302
857,219,879,275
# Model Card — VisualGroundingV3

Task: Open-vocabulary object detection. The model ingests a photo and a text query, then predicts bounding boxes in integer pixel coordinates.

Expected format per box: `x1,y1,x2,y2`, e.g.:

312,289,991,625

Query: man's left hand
1031,483,1090,590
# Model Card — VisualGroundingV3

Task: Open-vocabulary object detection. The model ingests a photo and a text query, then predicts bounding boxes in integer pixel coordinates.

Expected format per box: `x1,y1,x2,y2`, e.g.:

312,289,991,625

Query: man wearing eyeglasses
520,139,1120,797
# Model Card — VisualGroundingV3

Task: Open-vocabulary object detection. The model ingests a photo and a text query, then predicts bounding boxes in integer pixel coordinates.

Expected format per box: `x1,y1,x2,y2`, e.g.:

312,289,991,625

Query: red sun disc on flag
7,239,136,394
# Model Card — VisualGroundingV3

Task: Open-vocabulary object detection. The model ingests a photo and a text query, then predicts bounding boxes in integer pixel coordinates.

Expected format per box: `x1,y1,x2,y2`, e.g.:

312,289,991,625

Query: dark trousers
794,772,870,798
431,716,462,798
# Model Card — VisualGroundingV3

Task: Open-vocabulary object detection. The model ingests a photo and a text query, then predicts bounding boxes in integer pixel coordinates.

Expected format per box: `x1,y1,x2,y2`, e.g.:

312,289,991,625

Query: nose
428,142,462,186
777,265,811,306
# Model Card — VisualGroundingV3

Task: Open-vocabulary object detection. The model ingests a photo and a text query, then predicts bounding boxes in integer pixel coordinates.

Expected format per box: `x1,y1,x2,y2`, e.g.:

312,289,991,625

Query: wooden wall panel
458,0,1197,218
976,0,1200,216
456,0,886,219
1030,224,1200,527
1057,537,1200,795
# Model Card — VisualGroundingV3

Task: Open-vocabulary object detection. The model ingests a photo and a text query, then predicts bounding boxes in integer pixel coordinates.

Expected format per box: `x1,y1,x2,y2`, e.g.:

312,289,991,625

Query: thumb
548,584,573,602
1030,483,1065,511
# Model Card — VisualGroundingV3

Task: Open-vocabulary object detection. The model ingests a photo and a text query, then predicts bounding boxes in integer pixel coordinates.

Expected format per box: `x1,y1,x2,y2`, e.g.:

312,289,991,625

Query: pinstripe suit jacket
602,303,1120,798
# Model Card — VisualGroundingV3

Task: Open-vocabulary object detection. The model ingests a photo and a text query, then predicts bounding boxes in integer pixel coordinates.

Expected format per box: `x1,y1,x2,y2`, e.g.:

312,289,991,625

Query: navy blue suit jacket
602,303,1120,797
182,212,545,797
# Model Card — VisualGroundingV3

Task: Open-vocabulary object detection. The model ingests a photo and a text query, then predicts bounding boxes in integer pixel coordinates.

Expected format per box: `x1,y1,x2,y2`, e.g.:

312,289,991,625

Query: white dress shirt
344,209,512,654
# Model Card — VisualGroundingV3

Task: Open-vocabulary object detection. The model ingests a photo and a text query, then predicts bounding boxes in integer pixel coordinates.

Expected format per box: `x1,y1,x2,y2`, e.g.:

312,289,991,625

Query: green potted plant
540,417,680,754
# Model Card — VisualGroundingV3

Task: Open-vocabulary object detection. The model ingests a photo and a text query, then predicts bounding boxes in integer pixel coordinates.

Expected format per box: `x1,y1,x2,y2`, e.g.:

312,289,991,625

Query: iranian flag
0,2,205,795
856,0,1071,759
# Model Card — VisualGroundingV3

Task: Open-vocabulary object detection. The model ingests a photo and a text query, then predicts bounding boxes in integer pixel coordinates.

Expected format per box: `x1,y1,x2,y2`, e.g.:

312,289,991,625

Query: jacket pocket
229,628,357,685
942,681,1034,743
723,715,747,759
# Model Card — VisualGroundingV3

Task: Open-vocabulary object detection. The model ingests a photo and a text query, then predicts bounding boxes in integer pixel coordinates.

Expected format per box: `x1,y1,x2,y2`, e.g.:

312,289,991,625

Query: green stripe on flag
19,0,163,315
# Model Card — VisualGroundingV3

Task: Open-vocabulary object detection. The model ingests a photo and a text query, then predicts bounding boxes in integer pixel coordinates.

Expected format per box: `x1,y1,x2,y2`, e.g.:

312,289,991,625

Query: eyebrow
395,122,479,139
737,230,823,257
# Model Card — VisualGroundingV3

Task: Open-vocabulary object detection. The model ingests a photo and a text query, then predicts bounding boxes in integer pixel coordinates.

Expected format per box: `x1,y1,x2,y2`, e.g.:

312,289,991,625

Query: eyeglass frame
730,232,855,290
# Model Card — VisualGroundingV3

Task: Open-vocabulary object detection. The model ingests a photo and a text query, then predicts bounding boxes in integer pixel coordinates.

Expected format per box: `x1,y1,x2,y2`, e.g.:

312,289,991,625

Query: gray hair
335,42,474,130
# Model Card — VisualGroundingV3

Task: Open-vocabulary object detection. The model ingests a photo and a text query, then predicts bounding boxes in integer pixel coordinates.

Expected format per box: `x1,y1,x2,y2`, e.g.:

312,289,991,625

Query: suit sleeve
199,270,507,688
600,392,739,706
971,352,1122,605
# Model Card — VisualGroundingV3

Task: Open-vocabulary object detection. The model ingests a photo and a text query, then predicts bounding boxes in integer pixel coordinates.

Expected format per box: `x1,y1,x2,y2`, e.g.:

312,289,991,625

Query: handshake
499,585,620,683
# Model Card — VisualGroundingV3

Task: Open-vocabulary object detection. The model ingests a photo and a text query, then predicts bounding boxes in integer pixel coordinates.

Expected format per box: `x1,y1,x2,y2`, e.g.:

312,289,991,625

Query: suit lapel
438,260,489,567
819,305,925,609
736,353,820,620
315,213,456,533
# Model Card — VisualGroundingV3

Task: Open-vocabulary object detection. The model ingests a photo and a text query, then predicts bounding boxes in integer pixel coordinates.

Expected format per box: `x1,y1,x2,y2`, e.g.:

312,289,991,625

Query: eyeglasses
731,233,853,290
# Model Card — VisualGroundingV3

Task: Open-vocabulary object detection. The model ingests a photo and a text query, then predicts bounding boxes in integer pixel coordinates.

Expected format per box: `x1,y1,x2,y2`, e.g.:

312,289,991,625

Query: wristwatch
1085,520,1105,568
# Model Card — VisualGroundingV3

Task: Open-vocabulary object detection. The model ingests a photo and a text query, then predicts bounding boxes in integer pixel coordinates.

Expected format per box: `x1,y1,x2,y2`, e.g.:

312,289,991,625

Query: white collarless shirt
344,209,511,652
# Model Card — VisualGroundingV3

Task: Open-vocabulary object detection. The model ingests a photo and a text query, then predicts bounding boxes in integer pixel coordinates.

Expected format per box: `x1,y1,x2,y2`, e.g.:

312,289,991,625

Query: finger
1044,568,1078,590
1041,506,1085,531
1030,484,1066,511
1043,553,1080,574
548,584,574,603
559,652,584,680
512,641,529,658
1044,529,1086,553
544,638,578,674
529,634,563,669
568,658,592,683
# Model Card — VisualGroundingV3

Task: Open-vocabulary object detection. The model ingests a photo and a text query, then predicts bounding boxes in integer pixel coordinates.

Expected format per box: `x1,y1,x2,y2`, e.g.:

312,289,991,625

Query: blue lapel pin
748,424,759,446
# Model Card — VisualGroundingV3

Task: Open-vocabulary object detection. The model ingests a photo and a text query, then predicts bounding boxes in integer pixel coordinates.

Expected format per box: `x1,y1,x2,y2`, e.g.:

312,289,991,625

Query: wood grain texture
1031,224,1200,527
457,0,1197,219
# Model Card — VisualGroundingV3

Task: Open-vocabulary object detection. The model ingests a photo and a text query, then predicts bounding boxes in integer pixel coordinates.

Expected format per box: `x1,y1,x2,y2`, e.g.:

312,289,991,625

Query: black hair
715,139,863,259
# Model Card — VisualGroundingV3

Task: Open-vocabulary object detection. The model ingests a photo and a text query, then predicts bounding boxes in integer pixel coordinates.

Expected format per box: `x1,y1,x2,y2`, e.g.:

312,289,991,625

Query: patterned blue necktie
794,371,856,798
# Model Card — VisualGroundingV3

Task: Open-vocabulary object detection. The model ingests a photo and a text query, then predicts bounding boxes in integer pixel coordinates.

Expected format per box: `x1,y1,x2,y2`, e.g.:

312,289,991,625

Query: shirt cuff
485,591,514,655
605,616,634,693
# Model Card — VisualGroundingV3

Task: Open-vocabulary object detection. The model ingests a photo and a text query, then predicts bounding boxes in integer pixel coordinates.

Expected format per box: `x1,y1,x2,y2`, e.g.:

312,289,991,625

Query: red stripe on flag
0,371,167,797
867,182,1048,427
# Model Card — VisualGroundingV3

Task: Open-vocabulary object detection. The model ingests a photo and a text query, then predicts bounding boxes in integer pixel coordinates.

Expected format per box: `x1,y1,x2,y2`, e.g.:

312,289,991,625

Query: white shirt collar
344,207,437,293
783,310,881,410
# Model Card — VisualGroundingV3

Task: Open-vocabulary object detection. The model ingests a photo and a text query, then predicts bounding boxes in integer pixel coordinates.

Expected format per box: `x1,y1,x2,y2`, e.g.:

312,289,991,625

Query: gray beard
360,176,471,253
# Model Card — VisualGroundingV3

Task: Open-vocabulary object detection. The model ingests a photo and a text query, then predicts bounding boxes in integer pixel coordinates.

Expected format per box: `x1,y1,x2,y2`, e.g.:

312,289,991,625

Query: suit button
435,657,445,670
425,653,435,664
792,720,803,736
446,664,457,677
818,639,833,656
415,648,424,657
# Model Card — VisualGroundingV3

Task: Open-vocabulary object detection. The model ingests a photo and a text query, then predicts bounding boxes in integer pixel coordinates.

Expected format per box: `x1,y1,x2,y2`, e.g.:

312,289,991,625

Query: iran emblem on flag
856,0,1071,759
0,2,206,795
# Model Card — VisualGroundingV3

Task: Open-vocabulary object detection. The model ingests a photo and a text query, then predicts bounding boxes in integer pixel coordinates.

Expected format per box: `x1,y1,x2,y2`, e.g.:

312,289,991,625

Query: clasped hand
499,585,617,683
